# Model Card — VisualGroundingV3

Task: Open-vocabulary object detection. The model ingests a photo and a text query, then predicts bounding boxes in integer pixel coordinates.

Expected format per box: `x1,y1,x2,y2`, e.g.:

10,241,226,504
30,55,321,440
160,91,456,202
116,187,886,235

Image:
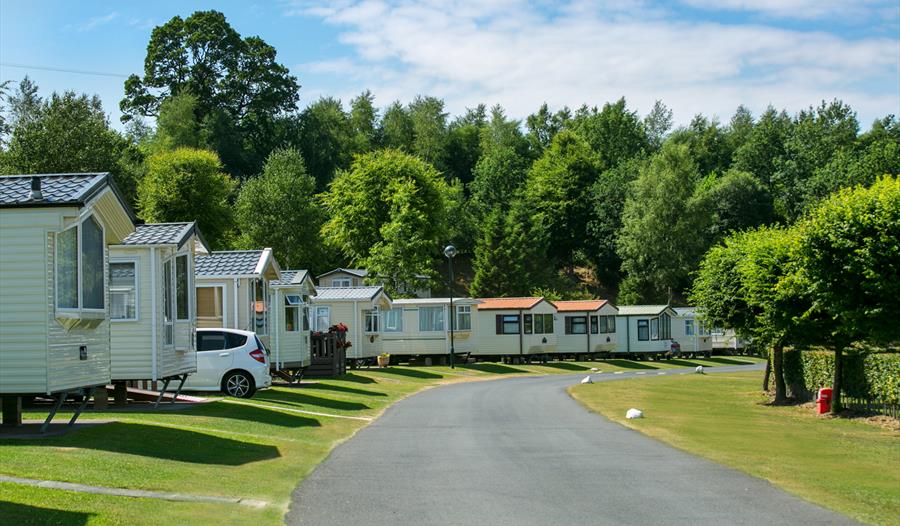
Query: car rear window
225,332,248,349
197,332,226,351
255,336,269,355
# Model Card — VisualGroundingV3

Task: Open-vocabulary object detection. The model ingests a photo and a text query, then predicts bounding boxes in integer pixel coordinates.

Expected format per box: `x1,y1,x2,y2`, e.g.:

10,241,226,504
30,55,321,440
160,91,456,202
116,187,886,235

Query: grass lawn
0,356,762,525
569,371,900,526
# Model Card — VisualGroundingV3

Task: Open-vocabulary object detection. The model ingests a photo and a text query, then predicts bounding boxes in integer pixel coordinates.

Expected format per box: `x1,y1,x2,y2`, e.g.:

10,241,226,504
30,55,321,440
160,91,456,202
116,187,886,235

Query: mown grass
569,371,900,526
0,356,762,525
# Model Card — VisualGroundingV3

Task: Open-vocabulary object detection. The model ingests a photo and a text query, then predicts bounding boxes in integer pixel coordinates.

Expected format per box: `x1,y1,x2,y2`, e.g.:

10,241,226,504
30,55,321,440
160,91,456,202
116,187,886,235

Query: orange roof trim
477,297,545,310
552,300,609,312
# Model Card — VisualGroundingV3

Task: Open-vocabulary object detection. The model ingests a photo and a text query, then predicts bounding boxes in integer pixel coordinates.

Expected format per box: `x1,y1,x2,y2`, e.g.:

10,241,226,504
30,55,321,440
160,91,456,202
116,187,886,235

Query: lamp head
443,245,458,259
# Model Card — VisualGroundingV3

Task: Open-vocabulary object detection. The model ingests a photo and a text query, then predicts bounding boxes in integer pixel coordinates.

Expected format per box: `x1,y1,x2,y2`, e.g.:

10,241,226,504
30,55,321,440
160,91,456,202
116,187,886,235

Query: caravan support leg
169,374,188,404
41,392,69,434
1,395,22,428
68,387,94,427
153,377,173,409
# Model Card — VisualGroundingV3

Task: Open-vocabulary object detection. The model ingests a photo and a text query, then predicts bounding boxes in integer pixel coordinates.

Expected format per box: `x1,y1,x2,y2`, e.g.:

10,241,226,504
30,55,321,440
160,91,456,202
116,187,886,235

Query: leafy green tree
526,103,571,154
121,10,299,177
1,90,142,207
668,115,734,176
697,169,774,240
4,76,41,133
732,107,792,191
524,130,602,266
349,90,379,154
796,176,900,412
235,148,328,271
470,200,550,297
643,100,673,152
380,101,414,151
294,97,353,191
321,149,449,265
367,178,440,296
569,98,649,172
408,96,450,173
445,105,487,184
617,143,709,303
469,107,532,220
138,148,237,249
585,157,645,287
147,92,202,152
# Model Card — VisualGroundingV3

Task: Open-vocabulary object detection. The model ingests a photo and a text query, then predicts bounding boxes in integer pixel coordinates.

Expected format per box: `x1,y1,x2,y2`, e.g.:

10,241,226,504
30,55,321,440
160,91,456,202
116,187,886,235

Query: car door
195,331,234,388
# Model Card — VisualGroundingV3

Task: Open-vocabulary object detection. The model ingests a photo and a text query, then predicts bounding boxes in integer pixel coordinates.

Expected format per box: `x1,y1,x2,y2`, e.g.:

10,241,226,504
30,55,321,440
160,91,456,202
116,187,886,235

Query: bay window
163,259,174,346
175,254,189,320
56,214,105,313
650,318,659,340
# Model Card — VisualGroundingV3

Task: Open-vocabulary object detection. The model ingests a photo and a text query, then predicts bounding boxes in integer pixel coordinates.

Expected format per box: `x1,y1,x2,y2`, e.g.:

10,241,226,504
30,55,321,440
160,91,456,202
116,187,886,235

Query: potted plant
377,352,390,368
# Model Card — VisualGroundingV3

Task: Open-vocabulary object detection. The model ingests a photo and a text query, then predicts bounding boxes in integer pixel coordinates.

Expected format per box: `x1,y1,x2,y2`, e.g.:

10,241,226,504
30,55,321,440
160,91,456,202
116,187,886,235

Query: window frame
364,307,380,334
650,317,659,341
162,257,175,347
196,283,227,328
383,308,404,332
55,213,107,316
418,306,444,332
685,319,694,336
175,253,191,322
637,319,650,341
590,315,599,334
314,306,331,332
284,294,302,333
455,305,472,331
498,314,520,335
566,315,587,335
331,277,352,288
109,257,139,322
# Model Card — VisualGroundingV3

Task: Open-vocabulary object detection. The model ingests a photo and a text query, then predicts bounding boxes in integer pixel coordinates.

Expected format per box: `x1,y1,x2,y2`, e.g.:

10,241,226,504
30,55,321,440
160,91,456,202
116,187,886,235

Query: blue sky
1,0,898,130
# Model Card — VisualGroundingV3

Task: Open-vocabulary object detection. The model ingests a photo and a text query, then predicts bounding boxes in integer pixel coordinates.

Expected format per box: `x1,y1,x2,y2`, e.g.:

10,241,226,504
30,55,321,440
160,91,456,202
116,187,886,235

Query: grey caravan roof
314,286,386,301
271,269,310,286
120,222,208,251
0,172,136,221
195,250,265,277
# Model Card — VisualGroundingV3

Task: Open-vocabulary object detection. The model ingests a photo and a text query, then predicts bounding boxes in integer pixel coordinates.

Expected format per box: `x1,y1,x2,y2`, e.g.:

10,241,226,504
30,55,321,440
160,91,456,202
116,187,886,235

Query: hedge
783,350,900,405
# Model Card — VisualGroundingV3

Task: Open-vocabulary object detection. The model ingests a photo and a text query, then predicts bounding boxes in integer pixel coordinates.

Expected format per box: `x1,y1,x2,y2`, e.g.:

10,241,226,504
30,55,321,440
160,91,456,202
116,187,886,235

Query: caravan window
685,320,694,336
650,318,659,340
590,316,599,334
332,278,351,287
364,308,380,333
175,255,190,320
637,319,649,341
660,313,671,339
110,261,137,320
56,214,105,312
565,316,587,335
253,279,268,335
455,305,471,331
419,306,444,332
197,286,224,328
497,314,520,335
284,294,302,332
383,308,403,332
314,306,331,331
163,259,174,346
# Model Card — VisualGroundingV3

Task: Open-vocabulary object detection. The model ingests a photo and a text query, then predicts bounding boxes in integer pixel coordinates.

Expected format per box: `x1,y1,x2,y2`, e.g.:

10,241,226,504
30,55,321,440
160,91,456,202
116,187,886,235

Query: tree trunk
762,355,771,392
832,346,844,414
772,343,787,403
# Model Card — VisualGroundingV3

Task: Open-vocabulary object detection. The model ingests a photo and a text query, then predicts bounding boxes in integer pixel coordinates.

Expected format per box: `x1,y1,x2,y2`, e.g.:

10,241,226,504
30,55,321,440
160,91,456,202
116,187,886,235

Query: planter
377,355,390,368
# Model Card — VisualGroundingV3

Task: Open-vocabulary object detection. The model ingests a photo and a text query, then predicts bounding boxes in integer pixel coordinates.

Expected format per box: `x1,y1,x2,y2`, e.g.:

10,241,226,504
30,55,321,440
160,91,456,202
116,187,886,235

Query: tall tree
797,176,900,412
696,169,774,241
235,148,329,271
408,96,450,174
1,90,142,207
526,103,571,155
380,101,414,151
668,115,734,176
349,90,379,154
469,106,532,220
5,76,41,131
294,97,353,191
138,148,237,249
321,149,449,265
569,98,649,172
524,130,602,267
445,104,487,185
731,107,793,194
148,92,202,152
617,143,709,303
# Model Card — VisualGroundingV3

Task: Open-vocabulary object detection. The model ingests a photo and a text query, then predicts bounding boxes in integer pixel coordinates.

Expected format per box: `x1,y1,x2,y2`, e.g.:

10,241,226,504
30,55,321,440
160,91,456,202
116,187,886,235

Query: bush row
783,350,900,405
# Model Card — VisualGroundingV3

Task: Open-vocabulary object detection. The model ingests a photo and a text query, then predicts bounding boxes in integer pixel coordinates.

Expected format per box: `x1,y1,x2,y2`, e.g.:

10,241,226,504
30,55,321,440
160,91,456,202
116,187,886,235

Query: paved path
288,365,858,526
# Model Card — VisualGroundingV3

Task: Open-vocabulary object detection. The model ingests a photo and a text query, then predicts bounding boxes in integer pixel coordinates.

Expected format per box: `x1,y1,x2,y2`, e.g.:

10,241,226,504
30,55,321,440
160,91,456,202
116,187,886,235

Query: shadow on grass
602,359,659,370
665,359,706,368
288,383,388,397
0,501,93,526
703,357,756,366
460,363,528,374
253,390,371,412
368,368,444,379
539,362,591,371
336,373,377,384
188,401,323,428
2,422,281,465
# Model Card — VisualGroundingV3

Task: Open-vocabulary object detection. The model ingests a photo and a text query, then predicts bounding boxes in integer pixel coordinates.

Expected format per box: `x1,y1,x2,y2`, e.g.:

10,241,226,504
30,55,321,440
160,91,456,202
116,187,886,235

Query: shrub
784,349,900,405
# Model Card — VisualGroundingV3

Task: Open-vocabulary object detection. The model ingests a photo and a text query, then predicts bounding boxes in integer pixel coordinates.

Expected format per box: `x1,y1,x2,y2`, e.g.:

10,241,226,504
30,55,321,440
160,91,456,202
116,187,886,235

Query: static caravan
316,267,432,298
193,249,281,345
269,269,317,375
0,173,135,427
671,307,712,358
553,300,619,356
381,298,480,359
474,297,557,360
616,305,677,358
311,286,392,361
109,222,209,397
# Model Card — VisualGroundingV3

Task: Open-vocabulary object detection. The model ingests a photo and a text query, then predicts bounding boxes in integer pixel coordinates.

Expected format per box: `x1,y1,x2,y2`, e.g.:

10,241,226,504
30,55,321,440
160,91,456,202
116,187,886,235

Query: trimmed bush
783,350,900,405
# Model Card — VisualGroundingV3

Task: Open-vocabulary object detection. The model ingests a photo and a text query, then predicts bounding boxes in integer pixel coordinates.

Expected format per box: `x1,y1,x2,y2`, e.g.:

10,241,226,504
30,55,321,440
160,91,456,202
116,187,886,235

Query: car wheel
222,371,256,398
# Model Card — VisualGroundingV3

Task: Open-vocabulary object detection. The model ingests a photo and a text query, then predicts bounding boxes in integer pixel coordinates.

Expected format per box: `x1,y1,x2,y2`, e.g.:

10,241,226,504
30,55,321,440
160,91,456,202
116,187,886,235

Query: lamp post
444,245,458,369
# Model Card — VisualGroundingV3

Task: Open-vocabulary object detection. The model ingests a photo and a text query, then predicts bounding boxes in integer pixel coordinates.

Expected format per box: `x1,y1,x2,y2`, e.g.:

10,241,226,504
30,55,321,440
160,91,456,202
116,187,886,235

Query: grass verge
1,356,762,525
569,371,900,526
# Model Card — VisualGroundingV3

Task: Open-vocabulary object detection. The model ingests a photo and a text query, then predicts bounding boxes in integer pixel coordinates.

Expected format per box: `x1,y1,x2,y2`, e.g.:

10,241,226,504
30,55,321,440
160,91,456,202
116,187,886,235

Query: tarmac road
288,364,858,526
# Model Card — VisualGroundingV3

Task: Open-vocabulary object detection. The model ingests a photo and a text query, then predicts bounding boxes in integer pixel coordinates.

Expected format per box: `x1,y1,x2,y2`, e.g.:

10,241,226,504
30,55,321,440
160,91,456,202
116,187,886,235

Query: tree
408,96,450,174
147,92,202,152
696,169,774,241
367,178,440,296
121,10,300,177
445,105,487,184
235,148,329,271
523,130,602,267
380,101,414,151
569,98,649,172
643,100,673,151
138,148,237,249
469,107,532,220
321,149,449,265
585,157,645,287
796,176,900,412
470,200,550,297
1,90,142,207
349,90,379,154
294,97,353,191
732,107,792,191
668,115,734,176
526,103,571,154
617,143,709,303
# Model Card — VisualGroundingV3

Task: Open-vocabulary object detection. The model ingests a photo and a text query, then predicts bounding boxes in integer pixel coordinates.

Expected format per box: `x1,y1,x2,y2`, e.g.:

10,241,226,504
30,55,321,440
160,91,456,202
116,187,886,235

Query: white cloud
290,0,900,125
77,11,119,32
678,0,887,21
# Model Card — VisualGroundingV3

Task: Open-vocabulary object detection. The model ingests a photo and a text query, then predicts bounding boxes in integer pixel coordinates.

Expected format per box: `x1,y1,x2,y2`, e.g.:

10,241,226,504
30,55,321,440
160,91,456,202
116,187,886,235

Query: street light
444,245,458,369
